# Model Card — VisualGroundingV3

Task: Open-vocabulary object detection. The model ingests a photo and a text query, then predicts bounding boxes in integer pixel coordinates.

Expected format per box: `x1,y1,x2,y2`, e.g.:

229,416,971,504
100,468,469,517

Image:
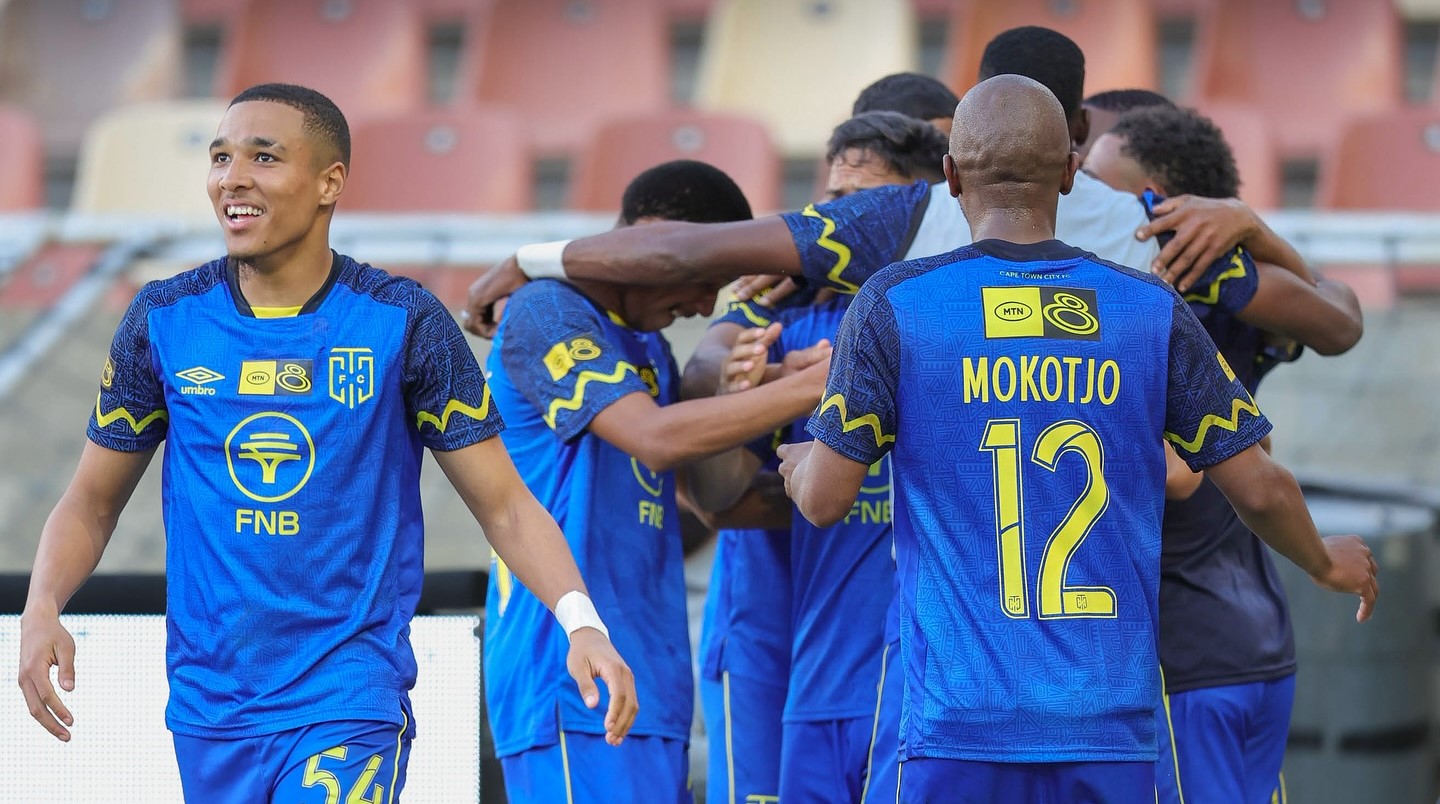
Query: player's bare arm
680,320,750,401
776,440,871,528
1204,443,1379,623
20,442,156,742
433,436,639,744
1238,262,1363,356
696,472,793,531
1164,442,1203,501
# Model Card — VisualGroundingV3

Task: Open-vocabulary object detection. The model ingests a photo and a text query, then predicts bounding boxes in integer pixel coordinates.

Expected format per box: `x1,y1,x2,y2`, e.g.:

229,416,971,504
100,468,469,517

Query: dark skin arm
686,472,793,531
1239,262,1363,356
776,440,869,528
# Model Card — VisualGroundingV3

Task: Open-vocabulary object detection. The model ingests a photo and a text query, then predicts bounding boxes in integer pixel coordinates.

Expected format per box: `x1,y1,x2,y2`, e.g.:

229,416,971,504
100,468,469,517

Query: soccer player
1084,105,1363,803
482,160,831,804
852,72,960,135
778,74,1378,800
1077,88,1174,160
17,83,637,802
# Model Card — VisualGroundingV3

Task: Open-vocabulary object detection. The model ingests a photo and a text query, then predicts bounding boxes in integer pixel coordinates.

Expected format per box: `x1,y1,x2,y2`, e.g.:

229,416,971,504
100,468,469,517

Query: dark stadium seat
692,0,917,158
0,105,44,210
1189,0,1404,158
214,0,426,120
945,0,1159,96
343,106,533,212
1192,101,1280,210
1317,107,1440,211
462,0,671,157
0,0,183,162
567,110,781,213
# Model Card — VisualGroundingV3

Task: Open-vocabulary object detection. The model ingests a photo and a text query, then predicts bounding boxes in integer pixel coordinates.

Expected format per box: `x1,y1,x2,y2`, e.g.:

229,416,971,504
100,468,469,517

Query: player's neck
233,242,335,309
963,203,1058,246
568,279,626,323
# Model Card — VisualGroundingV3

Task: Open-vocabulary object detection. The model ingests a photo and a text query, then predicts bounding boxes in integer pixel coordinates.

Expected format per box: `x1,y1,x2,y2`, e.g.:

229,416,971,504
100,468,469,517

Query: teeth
225,205,262,217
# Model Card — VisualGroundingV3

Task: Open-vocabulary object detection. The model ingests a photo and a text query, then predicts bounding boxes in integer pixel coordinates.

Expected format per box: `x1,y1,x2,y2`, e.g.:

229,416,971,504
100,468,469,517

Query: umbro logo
177,366,225,396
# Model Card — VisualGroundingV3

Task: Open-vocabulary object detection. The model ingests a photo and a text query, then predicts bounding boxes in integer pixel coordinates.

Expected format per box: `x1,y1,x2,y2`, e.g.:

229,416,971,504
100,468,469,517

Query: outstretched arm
434,437,639,745
1239,262,1362,356
20,441,155,742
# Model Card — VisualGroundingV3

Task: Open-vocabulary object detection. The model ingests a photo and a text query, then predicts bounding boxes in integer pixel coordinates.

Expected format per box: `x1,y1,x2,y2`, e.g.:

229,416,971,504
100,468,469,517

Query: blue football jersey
807,239,1271,763
89,253,503,739
768,296,895,722
483,280,692,757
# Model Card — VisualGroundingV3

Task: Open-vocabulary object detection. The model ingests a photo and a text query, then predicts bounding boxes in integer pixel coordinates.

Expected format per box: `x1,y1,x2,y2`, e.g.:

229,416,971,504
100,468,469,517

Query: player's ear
943,154,962,199
1072,107,1091,152
319,161,346,206
1059,151,1080,196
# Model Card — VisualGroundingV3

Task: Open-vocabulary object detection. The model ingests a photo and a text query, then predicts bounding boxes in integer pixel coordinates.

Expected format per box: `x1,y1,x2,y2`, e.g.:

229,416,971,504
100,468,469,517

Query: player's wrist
516,240,572,280
554,590,609,640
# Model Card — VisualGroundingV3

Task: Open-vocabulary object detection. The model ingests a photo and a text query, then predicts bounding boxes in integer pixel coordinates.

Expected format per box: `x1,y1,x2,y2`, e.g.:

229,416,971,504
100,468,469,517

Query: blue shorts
862,595,903,803
1156,674,1294,804
898,758,1153,804
500,730,692,804
700,671,784,804
172,718,411,804
780,716,874,802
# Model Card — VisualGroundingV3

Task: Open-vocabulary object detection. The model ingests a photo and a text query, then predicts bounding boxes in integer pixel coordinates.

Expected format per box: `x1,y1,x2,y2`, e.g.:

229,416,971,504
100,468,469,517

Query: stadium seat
463,0,671,156
179,0,241,24
567,110,781,213
1192,101,1280,210
944,0,1159,96
1189,0,1404,157
1316,107,1440,211
213,0,426,120
0,0,183,161
343,107,532,213
693,0,917,158
71,100,228,220
0,105,44,210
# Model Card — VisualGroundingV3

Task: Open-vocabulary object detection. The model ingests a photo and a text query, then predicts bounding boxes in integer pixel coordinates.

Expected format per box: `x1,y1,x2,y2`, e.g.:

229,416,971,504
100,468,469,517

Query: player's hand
565,627,639,746
460,255,529,338
776,440,815,498
18,612,77,742
1311,534,1380,623
778,339,831,379
733,274,799,305
791,350,832,401
720,323,783,393
1136,195,1259,293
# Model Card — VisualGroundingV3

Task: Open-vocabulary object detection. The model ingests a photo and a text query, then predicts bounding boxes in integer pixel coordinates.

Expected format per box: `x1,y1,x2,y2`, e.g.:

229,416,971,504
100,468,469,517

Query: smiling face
207,100,345,269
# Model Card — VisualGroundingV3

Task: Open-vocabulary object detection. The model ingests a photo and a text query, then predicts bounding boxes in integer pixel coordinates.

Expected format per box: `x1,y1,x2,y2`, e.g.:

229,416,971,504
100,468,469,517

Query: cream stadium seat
71,100,228,220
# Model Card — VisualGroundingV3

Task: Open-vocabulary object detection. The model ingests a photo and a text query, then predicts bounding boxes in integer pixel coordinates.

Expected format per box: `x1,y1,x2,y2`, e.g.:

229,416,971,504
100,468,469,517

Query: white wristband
554,590,609,640
516,239,572,280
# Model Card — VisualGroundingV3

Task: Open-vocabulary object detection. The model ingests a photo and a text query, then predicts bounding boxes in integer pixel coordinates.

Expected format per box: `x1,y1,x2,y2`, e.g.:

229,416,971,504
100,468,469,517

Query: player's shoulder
1065,171,1149,224
331,252,441,314
866,244,990,296
508,278,606,321
134,258,228,313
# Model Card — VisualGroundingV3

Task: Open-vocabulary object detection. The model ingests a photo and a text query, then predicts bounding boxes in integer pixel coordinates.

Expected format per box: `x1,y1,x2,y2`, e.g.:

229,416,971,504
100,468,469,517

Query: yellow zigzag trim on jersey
1164,395,1262,453
544,362,640,428
817,393,894,447
94,394,167,434
1183,249,1247,306
730,301,771,328
801,204,859,295
417,386,493,433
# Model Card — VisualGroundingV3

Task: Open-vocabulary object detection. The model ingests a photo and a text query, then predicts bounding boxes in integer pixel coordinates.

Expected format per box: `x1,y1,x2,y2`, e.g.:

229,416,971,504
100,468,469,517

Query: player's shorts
862,592,903,803
779,716,873,802
701,671,784,804
500,730,692,804
172,718,411,804
1156,674,1295,804
897,758,1153,803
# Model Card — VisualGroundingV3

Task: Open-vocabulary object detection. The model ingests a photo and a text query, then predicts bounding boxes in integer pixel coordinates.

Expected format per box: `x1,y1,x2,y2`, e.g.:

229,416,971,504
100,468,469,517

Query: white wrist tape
516,239,572,280
554,590,609,639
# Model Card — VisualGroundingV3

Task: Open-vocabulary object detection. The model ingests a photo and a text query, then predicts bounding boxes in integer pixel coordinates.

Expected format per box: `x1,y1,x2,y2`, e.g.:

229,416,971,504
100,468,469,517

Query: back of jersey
808,238,1269,764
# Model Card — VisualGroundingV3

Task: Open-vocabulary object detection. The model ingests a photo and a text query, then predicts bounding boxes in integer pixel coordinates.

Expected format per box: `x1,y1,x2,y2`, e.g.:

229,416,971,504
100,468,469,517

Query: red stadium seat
1316,107,1440,210
1189,0,1403,158
945,0,1159,96
0,105,44,210
344,107,532,213
567,110,780,213
462,0,671,156
214,0,426,119
1191,101,1280,210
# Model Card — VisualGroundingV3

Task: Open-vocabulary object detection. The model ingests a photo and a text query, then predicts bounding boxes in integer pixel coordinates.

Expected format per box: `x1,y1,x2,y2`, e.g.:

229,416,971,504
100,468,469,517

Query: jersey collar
971,239,1088,263
225,251,342,318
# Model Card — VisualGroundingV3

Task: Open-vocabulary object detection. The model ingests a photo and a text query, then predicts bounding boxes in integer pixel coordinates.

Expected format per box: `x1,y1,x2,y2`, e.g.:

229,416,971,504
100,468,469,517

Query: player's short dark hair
826,111,948,183
1111,106,1240,199
978,26,1085,122
620,160,753,225
230,83,351,167
1084,89,1176,113
852,72,960,122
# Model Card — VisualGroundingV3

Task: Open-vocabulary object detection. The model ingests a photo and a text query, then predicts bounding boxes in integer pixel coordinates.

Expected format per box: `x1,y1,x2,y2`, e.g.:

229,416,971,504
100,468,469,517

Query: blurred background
0,0,1438,801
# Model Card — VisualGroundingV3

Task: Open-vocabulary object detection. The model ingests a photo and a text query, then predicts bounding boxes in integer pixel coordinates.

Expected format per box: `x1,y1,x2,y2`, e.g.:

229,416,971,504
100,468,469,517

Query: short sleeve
780,181,930,295
710,298,778,329
1141,191,1258,314
88,285,168,451
805,282,900,465
499,281,651,443
405,289,506,451
1162,291,1273,469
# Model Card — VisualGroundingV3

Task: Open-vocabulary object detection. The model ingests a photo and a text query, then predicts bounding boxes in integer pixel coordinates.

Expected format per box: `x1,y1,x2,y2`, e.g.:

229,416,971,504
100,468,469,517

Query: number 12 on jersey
979,418,1115,621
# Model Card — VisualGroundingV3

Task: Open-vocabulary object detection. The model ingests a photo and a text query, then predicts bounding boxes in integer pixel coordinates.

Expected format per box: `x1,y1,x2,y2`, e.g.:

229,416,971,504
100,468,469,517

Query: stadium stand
344,106,533,213
70,100,227,219
567,109,781,213
0,0,182,162
213,0,426,121
463,0,671,157
0,105,43,210
692,0,917,157
1317,107,1440,211
1193,100,1281,209
945,0,1160,95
